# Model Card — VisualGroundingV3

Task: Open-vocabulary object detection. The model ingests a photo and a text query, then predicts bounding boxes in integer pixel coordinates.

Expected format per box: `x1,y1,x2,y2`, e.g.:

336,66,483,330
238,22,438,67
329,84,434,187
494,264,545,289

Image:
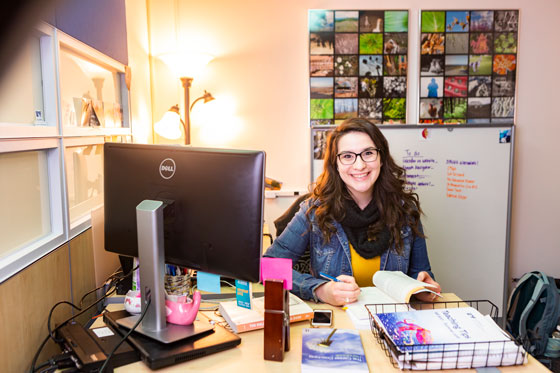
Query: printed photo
420,76,443,98
385,11,408,32
470,33,493,54
492,97,515,117
445,33,469,54
383,77,406,98
492,76,515,96
335,10,359,32
313,129,332,159
446,11,469,32
467,118,490,124
359,55,383,76
419,98,443,119
384,55,407,76
359,77,383,98
335,33,358,54
421,11,445,32
359,33,383,54
468,76,492,97
360,11,383,32
383,98,406,119
493,54,516,76
334,77,358,98
444,76,467,97
443,97,467,119
310,119,333,126
334,55,359,76
494,32,517,53
495,10,518,31
310,32,334,54
420,55,444,76
491,117,514,124
310,99,334,119
499,129,512,143
470,11,494,32
334,98,358,119
358,98,382,119
384,33,407,54
421,33,445,54
467,97,491,118
445,55,469,75
310,77,333,98
310,55,334,77
309,10,334,32
469,54,492,75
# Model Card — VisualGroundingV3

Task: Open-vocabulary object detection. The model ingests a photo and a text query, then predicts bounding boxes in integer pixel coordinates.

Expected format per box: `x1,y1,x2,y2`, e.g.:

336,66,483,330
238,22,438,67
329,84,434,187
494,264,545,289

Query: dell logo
159,158,176,179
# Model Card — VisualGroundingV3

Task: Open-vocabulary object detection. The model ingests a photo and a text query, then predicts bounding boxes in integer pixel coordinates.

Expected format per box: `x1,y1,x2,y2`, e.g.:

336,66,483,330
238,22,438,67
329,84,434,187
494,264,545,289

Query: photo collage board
309,10,410,127
419,10,518,124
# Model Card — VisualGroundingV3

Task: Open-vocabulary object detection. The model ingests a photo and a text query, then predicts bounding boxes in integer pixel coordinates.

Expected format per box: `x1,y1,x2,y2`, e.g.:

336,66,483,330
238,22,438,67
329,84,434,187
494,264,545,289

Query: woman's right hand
315,275,361,306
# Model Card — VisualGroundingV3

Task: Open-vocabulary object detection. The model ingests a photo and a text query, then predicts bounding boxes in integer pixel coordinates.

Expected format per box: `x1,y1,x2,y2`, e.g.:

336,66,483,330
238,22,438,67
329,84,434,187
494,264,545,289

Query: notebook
103,310,241,369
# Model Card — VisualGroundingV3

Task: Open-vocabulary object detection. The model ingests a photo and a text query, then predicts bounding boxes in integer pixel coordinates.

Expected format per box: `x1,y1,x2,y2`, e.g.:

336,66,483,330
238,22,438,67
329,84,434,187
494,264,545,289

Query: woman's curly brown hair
309,118,424,253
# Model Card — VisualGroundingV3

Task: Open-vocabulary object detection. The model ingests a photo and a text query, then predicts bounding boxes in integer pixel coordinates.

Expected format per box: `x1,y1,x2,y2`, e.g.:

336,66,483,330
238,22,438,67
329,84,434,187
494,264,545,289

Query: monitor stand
116,200,213,344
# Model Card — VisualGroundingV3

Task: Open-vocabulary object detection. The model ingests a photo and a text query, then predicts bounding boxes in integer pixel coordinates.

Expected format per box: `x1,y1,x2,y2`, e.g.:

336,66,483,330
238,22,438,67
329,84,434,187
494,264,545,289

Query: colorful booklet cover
301,328,368,372
373,307,517,355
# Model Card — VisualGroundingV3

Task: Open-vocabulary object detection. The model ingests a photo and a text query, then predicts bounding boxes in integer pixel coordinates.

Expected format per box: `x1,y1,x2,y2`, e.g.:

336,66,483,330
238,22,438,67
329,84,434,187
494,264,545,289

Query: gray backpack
506,271,560,356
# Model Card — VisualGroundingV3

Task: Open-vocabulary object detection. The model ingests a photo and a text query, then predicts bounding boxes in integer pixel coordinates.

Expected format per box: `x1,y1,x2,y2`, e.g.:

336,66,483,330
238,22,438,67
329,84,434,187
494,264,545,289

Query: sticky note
196,271,221,293
260,257,292,290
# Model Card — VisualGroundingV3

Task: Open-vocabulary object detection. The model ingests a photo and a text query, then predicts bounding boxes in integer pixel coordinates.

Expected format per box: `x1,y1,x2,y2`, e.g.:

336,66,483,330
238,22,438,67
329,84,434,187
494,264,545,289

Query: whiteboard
312,125,514,315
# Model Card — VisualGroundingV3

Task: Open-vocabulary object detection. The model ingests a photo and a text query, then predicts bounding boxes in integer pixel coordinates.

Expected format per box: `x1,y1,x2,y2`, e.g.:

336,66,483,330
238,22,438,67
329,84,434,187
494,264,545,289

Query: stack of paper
371,306,526,370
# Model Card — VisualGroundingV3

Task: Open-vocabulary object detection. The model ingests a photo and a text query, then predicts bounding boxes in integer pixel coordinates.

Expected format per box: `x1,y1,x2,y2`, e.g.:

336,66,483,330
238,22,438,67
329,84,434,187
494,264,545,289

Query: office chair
273,193,311,274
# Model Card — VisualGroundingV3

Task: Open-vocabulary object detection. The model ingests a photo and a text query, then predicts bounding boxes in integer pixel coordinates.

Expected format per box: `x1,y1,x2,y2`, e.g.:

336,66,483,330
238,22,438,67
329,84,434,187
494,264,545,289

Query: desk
96,294,550,372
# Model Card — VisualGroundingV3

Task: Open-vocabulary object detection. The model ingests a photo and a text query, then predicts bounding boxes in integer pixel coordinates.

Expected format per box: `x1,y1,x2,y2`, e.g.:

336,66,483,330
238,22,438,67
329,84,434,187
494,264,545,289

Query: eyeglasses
337,148,380,165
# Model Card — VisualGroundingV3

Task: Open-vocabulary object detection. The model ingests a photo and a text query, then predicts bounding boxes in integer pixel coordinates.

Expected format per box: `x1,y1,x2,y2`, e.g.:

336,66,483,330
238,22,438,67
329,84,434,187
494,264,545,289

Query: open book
346,271,440,329
218,293,313,333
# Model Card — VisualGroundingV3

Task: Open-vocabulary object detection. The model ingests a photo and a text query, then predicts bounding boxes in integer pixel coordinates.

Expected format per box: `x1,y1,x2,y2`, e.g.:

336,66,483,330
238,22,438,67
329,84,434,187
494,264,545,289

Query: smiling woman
265,118,440,307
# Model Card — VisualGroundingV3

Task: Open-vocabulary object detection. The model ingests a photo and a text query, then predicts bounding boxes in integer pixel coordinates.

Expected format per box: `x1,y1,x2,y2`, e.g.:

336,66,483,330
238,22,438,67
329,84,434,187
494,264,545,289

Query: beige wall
132,0,559,287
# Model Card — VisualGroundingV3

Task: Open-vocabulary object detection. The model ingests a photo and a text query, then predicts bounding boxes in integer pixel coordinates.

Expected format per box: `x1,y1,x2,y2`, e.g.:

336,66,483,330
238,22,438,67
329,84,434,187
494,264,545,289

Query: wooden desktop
94,293,550,372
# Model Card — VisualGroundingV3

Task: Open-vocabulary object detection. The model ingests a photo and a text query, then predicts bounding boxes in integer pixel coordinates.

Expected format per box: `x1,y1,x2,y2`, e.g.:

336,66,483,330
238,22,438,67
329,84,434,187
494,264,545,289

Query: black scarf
340,198,391,259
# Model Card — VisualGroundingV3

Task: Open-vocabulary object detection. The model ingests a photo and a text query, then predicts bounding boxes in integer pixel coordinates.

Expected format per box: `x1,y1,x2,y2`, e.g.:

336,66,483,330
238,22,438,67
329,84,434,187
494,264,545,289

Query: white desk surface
93,294,550,372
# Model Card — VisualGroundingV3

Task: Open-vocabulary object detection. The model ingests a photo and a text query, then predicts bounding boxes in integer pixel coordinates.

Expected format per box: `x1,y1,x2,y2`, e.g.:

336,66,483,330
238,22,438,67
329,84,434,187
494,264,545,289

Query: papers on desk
345,287,409,330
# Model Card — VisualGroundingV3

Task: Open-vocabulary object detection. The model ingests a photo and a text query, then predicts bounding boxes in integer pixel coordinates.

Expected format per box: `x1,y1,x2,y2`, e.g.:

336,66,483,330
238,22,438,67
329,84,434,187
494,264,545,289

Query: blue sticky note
235,280,252,309
196,271,221,293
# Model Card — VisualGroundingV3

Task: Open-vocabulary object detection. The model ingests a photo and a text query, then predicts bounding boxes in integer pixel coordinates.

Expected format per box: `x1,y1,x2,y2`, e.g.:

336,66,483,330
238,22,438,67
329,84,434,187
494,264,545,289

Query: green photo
383,98,406,119
360,33,383,54
421,11,445,33
310,99,334,119
385,11,408,32
443,98,467,119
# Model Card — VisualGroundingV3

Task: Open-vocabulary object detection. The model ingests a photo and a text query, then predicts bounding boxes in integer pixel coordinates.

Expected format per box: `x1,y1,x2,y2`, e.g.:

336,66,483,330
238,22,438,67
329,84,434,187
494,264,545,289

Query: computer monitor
104,143,265,343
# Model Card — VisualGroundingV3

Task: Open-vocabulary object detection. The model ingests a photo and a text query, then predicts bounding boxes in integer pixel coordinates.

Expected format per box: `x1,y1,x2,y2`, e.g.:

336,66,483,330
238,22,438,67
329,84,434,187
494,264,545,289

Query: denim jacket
264,200,434,302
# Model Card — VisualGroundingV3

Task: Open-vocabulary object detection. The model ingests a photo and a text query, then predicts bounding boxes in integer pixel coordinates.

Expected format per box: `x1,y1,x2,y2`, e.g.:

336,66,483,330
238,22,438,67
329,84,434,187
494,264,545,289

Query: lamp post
181,77,193,144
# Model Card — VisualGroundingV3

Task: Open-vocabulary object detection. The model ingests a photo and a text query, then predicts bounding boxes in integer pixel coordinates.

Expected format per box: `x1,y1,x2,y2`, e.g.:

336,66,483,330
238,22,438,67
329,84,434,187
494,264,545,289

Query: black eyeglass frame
336,148,380,165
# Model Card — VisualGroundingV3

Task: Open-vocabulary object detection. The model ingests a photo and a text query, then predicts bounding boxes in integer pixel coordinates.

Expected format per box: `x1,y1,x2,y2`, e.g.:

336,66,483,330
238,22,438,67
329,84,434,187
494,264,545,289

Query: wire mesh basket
366,300,527,370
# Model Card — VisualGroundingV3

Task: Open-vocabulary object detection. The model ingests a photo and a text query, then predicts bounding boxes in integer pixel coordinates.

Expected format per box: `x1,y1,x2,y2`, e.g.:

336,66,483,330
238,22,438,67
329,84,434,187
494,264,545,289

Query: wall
143,0,559,285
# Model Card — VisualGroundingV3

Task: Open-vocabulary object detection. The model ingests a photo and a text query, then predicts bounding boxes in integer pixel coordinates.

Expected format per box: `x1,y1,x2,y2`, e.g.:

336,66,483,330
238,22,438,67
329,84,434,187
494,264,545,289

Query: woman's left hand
414,271,441,302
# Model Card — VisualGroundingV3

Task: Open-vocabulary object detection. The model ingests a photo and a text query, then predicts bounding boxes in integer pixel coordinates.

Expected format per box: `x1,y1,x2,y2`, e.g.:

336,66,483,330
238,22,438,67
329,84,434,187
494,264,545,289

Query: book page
373,271,438,303
346,287,409,323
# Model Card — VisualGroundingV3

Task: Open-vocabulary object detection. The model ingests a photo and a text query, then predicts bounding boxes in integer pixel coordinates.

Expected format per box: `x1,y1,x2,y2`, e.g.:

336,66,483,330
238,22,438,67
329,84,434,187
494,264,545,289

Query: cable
99,297,151,373
30,265,138,373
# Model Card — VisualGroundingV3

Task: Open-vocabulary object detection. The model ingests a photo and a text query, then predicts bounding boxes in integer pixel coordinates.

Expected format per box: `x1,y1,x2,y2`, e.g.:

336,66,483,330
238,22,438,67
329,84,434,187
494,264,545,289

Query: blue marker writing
319,272,340,282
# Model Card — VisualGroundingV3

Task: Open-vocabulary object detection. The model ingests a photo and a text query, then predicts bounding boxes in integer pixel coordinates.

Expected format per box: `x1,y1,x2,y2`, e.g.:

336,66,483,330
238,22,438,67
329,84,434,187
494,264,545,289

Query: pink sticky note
260,257,292,290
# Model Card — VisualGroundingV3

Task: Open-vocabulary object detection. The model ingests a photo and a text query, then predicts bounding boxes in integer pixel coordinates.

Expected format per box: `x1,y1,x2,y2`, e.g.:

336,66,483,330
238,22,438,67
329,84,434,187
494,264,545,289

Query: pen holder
164,272,192,297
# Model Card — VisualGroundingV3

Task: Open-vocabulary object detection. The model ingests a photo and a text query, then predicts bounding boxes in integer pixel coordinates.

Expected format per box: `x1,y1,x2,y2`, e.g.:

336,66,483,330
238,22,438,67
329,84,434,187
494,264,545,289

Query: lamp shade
157,51,214,78
154,106,183,140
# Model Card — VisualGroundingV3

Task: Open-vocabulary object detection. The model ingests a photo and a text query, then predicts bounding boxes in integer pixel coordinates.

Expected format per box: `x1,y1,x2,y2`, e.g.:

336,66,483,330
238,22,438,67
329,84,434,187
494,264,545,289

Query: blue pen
319,272,340,282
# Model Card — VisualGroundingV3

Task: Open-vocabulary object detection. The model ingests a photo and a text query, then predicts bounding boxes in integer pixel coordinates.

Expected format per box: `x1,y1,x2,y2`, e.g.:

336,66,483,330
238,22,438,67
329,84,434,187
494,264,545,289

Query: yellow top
350,243,380,287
